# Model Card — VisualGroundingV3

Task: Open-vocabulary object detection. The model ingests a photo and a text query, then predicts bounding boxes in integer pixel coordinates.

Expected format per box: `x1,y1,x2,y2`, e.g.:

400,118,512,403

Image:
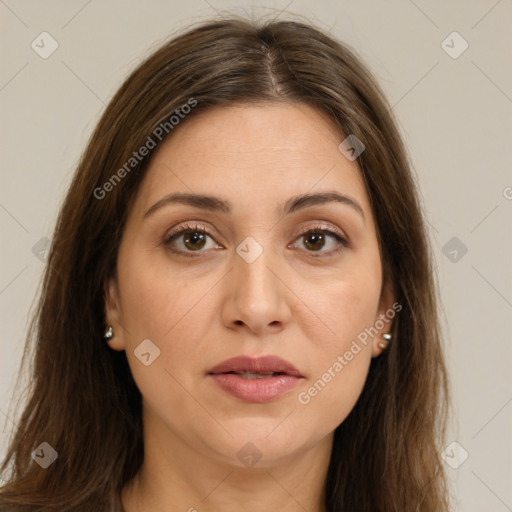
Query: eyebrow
143,190,365,221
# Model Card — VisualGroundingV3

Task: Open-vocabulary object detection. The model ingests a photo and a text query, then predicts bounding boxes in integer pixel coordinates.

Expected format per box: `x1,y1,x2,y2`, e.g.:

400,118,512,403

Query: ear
103,275,127,351
371,272,397,358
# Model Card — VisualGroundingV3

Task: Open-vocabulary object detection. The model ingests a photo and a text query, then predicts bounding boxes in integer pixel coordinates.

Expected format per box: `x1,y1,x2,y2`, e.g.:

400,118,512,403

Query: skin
105,102,395,512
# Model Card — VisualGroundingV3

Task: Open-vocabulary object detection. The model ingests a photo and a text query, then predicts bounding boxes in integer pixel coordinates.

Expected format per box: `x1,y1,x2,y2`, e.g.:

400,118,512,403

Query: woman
0,15,450,511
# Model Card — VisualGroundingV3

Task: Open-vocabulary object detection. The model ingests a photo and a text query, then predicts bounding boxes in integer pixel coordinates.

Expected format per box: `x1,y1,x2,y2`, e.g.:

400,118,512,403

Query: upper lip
208,355,304,377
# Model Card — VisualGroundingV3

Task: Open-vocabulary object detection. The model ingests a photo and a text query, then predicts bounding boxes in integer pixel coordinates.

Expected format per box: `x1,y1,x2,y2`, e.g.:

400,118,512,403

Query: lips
208,355,304,378
207,355,304,403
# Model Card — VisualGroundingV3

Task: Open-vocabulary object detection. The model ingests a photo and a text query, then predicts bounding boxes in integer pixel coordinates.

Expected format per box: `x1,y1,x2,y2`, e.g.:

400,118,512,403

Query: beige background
1,1,511,510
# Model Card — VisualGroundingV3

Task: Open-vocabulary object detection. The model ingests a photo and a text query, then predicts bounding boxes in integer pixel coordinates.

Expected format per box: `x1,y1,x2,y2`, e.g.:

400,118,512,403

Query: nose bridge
234,232,277,298
226,231,289,329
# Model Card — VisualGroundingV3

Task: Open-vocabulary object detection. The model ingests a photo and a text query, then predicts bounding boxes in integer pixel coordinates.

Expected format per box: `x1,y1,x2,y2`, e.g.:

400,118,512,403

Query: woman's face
106,102,395,468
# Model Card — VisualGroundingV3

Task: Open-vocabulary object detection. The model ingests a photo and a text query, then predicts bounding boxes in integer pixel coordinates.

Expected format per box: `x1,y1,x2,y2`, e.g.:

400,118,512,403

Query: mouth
207,355,304,378
207,355,304,403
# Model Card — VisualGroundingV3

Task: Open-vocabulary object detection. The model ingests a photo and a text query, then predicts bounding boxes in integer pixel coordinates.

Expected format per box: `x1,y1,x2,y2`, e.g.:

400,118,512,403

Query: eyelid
299,224,348,246
163,221,218,246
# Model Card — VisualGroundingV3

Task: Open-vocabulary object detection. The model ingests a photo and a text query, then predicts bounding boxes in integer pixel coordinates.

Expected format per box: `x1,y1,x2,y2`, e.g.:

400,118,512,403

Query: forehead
135,103,371,217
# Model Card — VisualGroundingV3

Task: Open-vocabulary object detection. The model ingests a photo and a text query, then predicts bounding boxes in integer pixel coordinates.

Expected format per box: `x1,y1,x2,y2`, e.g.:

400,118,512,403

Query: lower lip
208,373,302,403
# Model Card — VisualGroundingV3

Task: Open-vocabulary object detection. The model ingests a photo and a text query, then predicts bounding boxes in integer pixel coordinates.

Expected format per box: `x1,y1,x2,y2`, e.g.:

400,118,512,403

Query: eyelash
163,222,348,259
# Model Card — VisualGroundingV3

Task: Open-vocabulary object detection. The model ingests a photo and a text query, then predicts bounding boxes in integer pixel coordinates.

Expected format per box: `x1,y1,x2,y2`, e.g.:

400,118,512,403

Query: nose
221,237,291,334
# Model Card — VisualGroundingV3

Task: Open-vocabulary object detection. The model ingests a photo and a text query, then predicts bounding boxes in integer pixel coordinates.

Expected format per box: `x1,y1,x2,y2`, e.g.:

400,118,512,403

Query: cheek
297,348,370,437
115,247,219,388
294,272,380,428
116,243,202,340
308,259,382,356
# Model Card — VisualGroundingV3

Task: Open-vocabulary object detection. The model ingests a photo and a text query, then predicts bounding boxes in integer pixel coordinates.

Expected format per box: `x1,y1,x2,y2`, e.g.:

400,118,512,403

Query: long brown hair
0,15,450,511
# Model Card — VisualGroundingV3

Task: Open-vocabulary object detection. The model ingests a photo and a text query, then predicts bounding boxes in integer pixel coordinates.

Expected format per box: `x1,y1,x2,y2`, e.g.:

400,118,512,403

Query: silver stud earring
378,333,392,350
104,326,113,340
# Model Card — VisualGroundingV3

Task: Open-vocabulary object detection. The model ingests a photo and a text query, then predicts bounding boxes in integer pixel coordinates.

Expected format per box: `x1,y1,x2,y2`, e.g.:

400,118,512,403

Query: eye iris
183,231,207,250
304,232,325,251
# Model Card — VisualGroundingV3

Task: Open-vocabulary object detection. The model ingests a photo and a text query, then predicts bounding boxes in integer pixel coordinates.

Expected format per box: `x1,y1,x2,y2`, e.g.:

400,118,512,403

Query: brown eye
293,227,347,256
163,223,220,257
